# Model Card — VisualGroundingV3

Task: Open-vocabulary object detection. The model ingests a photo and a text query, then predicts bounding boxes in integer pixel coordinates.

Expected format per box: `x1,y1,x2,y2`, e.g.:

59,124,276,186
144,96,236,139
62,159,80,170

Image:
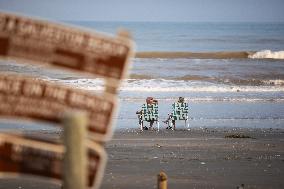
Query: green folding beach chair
169,102,189,130
139,103,159,131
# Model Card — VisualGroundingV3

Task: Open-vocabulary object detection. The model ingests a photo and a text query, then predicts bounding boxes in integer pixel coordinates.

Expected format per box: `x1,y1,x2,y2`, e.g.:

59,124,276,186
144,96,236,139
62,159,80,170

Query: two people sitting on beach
137,96,189,130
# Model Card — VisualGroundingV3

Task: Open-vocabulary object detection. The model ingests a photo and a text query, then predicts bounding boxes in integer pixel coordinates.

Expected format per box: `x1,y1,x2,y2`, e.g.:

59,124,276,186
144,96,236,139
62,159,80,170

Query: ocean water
68,21,284,52
0,21,284,130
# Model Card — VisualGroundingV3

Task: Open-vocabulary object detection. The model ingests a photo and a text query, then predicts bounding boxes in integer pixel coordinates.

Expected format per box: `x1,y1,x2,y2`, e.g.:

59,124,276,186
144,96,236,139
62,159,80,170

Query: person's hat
178,97,184,102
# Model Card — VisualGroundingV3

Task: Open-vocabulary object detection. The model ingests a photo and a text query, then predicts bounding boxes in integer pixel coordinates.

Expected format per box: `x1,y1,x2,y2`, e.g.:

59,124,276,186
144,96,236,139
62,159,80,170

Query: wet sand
0,128,283,189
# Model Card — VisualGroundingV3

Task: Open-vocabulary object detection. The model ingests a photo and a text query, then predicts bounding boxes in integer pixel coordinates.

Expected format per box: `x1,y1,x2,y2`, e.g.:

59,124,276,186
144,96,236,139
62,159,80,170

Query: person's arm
136,110,142,114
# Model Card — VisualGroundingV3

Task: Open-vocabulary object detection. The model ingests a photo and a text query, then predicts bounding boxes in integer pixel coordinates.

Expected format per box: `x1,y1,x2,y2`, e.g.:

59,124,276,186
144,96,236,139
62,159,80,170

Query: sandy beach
1,127,283,189
101,128,284,189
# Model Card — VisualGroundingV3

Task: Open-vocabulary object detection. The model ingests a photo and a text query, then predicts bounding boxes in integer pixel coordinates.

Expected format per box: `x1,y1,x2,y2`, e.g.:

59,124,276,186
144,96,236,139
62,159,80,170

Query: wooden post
62,111,88,189
157,171,168,189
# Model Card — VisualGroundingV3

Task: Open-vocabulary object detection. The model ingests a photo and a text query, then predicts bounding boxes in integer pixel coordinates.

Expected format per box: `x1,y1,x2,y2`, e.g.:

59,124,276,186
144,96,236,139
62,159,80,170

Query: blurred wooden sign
0,74,117,141
0,12,133,87
0,133,106,189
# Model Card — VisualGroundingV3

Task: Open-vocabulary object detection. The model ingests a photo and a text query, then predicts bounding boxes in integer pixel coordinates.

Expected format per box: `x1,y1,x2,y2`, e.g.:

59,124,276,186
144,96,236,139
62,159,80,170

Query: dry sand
0,128,283,189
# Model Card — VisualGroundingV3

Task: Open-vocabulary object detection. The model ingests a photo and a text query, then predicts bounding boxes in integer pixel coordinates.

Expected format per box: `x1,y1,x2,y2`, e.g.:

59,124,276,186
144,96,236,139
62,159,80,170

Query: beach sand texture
0,128,283,189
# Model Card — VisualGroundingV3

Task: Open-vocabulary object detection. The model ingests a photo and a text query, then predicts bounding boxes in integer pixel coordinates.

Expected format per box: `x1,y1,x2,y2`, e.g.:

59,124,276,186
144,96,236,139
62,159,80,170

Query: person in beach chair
163,97,189,130
136,97,160,131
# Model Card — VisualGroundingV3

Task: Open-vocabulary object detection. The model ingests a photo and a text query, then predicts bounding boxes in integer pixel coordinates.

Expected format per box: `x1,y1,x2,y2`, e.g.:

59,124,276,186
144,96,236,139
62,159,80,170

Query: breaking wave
46,78,284,93
135,50,284,59
129,75,284,87
121,79,284,93
248,50,284,59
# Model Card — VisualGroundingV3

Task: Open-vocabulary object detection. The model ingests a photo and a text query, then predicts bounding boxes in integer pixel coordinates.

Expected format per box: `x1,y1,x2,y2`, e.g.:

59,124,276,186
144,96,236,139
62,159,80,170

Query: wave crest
136,50,284,59
44,78,284,93
248,50,284,59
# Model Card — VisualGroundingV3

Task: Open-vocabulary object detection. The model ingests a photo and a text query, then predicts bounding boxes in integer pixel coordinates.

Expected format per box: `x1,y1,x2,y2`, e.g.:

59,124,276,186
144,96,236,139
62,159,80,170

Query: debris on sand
225,134,255,139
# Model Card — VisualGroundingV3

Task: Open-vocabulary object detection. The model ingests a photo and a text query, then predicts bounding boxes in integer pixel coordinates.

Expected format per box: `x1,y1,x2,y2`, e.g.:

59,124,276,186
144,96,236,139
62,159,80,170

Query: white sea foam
44,78,104,91
121,79,284,92
46,78,284,93
248,50,284,59
263,79,284,86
